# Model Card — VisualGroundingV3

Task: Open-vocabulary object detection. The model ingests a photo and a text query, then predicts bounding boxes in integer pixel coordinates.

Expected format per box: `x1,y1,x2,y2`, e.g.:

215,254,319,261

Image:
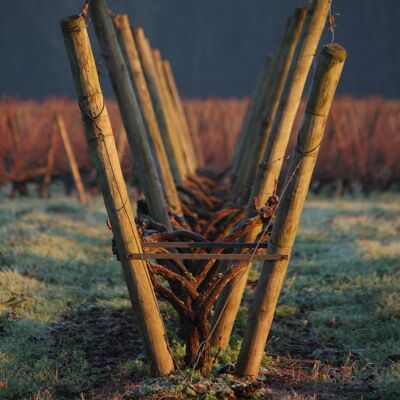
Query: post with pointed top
61,14,174,377
89,0,171,227
236,43,347,378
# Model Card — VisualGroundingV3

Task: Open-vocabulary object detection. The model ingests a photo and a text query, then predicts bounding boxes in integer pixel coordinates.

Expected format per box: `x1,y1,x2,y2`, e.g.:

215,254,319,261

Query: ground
0,188,399,399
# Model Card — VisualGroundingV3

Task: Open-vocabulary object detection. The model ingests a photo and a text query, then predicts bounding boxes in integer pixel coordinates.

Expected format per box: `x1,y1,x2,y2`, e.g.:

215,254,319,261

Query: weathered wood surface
231,55,272,176
152,48,195,176
211,0,331,349
250,0,332,208
42,124,60,196
236,43,347,378
128,253,287,261
142,242,269,249
55,113,87,204
212,7,307,349
90,0,170,227
113,14,183,217
61,14,174,377
116,124,127,163
134,28,187,184
162,59,199,171
234,7,306,199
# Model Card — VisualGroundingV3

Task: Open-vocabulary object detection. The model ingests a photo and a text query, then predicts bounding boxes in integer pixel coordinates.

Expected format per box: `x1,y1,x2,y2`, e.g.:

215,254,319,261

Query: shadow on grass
48,305,145,397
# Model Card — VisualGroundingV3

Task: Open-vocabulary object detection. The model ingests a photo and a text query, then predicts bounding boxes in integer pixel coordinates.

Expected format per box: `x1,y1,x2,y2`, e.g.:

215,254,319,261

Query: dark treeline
1,0,399,99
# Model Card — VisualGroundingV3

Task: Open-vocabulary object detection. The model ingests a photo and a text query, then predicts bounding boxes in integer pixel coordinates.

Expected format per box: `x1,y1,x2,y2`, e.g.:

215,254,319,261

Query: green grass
0,192,399,399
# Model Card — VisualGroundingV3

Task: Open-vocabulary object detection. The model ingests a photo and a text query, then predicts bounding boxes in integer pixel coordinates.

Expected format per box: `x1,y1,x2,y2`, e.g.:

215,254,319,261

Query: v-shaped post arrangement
61,0,345,378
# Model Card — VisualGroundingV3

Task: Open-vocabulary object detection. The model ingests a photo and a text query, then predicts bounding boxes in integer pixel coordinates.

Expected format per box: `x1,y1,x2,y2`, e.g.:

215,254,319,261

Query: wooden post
8,110,29,198
162,59,199,171
113,15,184,217
152,49,195,176
236,44,347,378
89,0,170,227
231,55,272,176
234,8,306,198
61,15,174,377
249,0,331,207
185,105,204,168
55,113,87,204
233,18,292,184
116,124,127,163
134,28,186,184
42,126,60,197
211,7,306,349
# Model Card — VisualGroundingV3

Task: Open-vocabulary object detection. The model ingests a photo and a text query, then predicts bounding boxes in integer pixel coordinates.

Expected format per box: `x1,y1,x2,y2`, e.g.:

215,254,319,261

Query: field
1,189,399,399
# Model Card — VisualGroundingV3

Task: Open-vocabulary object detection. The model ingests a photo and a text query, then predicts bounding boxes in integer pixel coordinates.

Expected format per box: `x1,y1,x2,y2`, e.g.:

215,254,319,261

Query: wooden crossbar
127,253,288,261
142,242,269,249
129,241,287,261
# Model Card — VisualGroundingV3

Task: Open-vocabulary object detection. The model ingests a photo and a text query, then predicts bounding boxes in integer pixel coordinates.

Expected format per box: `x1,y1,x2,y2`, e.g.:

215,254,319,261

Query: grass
0,189,399,399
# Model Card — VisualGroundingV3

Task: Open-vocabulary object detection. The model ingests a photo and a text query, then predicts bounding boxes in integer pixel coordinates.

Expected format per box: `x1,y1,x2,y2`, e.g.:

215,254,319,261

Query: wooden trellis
61,0,345,379
129,241,288,261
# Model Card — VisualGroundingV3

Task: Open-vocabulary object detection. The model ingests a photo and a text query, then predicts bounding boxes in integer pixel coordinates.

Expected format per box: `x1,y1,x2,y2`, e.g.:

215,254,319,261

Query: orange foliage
0,97,399,190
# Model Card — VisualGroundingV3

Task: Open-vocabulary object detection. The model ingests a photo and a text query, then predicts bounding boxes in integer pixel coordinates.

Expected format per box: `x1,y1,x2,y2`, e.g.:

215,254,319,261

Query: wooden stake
116,124,127,163
89,0,170,227
162,59,199,170
231,54,272,176
134,28,187,184
42,124,60,197
8,110,29,198
234,8,306,198
113,15,184,217
236,43,347,378
152,49,195,176
250,0,332,207
185,105,204,169
55,113,87,204
212,7,307,349
61,15,174,377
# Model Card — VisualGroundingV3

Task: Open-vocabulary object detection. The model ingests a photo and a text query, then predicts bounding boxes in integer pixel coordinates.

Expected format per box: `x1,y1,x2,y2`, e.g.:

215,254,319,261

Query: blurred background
0,0,399,192
1,0,400,98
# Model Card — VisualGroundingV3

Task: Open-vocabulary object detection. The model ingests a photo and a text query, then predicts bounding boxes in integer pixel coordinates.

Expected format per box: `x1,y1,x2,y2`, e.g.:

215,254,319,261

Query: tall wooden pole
55,113,87,205
211,6,309,349
232,16,292,184
89,0,170,227
162,59,199,170
61,15,174,377
113,15,184,217
231,54,272,176
42,126,60,197
116,124,127,163
185,105,204,169
249,0,331,207
134,28,187,184
236,44,347,378
234,8,306,198
152,49,195,176
8,110,29,198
